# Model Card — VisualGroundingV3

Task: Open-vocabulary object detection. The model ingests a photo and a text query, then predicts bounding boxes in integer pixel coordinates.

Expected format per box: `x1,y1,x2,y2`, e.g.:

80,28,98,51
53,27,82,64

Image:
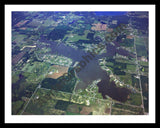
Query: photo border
5,4,155,123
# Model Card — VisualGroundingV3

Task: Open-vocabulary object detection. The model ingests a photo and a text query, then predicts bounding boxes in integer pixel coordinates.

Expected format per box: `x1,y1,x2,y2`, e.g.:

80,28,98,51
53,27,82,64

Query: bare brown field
47,65,69,79
12,51,26,65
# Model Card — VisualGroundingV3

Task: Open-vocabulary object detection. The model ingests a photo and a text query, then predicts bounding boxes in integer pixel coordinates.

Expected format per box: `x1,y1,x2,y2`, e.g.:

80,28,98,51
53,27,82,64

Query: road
20,65,51,115
133,36,145,113
20,85,40,115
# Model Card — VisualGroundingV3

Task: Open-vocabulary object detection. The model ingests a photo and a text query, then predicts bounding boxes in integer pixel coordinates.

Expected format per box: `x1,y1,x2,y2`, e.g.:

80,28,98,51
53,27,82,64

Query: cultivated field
47,65,69,79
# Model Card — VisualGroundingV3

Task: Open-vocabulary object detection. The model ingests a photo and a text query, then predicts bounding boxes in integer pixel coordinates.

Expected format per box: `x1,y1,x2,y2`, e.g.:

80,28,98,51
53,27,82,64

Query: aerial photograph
12,11,149,115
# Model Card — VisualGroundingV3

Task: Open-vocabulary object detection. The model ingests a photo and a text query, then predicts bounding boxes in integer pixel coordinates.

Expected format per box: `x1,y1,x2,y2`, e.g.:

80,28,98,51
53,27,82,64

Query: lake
38,35,132,102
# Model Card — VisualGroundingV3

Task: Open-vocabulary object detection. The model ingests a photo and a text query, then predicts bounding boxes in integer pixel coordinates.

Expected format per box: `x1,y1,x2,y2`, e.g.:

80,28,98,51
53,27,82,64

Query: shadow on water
97,79,131,102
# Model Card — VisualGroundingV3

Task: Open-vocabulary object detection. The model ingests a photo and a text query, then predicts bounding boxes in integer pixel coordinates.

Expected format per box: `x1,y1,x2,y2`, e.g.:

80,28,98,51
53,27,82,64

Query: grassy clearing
63,30,90,42
126,64,136,72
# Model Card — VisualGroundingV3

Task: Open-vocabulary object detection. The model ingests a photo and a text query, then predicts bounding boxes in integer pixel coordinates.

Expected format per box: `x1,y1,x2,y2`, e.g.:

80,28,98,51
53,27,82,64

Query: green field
63,30,90,42
112,102,143,115
24,86,111,115
12,71,39,114
118,73,132,85
41,68,77,93
126,64,136,72
125,92,142,106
